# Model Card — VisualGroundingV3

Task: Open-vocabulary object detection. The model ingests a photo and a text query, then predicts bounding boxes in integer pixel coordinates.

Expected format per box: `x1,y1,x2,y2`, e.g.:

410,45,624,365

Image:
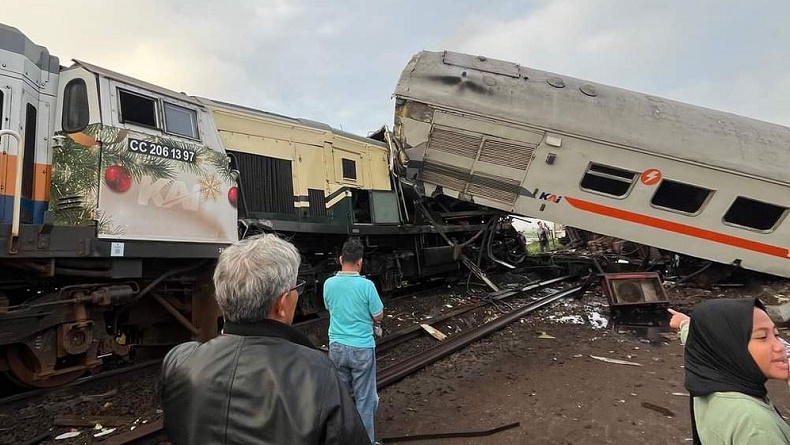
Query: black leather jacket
159,319,370,445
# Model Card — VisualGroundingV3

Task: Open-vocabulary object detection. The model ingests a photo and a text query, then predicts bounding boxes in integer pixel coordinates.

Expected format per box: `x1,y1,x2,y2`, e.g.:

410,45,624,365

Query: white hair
213,234,301,323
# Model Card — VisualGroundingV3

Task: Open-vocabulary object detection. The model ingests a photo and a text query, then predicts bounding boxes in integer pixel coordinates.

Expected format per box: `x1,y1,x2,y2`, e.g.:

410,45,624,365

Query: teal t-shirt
323,272,384,348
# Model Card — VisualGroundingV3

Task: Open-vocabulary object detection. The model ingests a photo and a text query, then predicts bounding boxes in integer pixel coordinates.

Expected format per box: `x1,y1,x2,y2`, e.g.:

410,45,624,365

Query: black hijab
684,298,769,444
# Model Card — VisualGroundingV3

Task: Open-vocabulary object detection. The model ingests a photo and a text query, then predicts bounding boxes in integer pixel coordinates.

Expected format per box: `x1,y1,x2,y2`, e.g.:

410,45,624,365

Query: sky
5,1,790,136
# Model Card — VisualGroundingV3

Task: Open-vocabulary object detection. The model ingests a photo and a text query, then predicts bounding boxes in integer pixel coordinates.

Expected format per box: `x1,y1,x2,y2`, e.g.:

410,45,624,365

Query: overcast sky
6,1,790,136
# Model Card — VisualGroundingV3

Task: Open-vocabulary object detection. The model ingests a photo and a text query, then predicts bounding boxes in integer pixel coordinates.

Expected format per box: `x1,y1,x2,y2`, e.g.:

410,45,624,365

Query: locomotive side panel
49,62,238,244
207,99,394,226
0,24,59,226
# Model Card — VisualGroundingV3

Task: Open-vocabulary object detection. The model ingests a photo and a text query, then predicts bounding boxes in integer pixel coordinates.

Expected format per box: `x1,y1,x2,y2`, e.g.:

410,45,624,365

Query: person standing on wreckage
669,301,790,444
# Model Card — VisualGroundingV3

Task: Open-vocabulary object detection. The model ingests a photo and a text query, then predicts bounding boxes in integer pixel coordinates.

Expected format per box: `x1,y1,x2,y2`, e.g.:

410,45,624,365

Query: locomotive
393,51,790,279
0,25,520,387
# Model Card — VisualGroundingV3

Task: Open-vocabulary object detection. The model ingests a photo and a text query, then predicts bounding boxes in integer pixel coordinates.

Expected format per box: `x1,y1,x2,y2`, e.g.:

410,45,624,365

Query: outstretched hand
668,308,690,332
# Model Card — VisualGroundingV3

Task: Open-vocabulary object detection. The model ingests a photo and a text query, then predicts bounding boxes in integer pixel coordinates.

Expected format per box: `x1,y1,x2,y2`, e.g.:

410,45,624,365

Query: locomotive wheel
6,345,86,388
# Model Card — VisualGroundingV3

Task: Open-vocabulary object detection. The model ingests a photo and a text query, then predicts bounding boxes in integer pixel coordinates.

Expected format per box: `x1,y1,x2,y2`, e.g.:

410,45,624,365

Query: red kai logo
640,168,662,186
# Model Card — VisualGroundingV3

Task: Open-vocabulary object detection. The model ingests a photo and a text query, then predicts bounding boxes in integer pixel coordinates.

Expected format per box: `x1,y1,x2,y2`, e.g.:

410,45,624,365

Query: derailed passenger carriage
393,51,790,278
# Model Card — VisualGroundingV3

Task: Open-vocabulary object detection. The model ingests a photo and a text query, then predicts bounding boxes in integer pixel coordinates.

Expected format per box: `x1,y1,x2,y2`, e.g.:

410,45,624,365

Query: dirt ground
376,281,790,445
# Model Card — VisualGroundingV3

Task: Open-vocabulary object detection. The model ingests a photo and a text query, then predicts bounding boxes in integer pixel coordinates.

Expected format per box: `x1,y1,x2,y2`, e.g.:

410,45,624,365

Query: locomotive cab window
62,79,89,132
724,197,787,231
651,180,711,214
119,89,157,128
580,163,636,197
164,102,199,139
342,158,357,180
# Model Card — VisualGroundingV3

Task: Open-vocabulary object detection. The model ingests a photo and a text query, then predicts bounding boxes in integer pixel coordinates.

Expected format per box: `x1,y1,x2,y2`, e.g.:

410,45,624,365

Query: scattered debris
381,421,520,443
641,401,675,417
54,431,81,440
420,324,447,341
537,332,555,339
589,355,643,367
93,428,116,438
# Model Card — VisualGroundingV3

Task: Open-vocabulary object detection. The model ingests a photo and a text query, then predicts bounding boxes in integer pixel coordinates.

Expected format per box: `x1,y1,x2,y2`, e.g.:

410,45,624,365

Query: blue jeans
329,342,378,444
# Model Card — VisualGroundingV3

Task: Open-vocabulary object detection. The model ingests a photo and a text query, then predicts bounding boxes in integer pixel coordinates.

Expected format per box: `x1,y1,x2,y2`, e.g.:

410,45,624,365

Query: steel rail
375,275,573,354
377,284,583,389
0,359,162,407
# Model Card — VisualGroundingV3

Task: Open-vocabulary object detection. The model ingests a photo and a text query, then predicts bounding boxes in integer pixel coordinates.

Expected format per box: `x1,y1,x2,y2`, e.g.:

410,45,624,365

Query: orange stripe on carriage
33,163,51,201
0,152,16,197
0,153,51,201
564,196,789,260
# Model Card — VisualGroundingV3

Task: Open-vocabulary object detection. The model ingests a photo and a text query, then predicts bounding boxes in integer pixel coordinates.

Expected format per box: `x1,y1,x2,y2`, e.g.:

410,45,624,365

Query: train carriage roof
72,59,204,107
197,96,386,148
0,23,59,73
395,51,790,184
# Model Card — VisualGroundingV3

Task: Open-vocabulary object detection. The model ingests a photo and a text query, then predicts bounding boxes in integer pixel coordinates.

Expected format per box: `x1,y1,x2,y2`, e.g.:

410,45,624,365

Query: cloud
441,0,790,126
3,0,789,135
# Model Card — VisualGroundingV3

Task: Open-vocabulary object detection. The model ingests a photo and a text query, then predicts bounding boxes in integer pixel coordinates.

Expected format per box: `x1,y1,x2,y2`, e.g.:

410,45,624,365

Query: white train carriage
393,51,790,278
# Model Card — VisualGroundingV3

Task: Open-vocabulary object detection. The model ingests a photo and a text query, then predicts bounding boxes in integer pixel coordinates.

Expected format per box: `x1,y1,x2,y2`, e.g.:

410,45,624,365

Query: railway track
0,360,162,408
4,274,581,444
374,275,572,355
377,284,583,388
94,276,581,444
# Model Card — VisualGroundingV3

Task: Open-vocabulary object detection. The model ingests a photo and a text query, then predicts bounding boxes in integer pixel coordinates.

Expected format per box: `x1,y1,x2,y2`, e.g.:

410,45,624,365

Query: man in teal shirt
324,238,384,444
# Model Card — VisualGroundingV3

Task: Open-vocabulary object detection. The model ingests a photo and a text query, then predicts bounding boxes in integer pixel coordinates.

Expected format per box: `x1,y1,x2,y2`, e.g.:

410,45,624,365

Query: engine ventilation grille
420,162,469,192
479,139,535,170
427,127,482,159
57,195,85,210
468,174,520,204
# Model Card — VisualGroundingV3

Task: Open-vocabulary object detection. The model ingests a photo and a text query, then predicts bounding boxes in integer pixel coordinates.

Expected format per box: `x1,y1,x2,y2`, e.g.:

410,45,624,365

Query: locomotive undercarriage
0,256,219,388
239,193,525,316
0,199,522,389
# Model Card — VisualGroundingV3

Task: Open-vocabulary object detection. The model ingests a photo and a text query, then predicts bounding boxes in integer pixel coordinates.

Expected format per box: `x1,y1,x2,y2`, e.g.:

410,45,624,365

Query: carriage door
0,87,7,222
19,100,39,223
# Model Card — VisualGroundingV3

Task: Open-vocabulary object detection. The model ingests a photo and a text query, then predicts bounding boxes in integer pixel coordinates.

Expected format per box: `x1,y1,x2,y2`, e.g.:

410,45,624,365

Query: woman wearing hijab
679,298,790,444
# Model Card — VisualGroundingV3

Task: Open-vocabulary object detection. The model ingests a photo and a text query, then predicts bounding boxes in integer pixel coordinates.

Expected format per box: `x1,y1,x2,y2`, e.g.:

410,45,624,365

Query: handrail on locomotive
0,129,23,253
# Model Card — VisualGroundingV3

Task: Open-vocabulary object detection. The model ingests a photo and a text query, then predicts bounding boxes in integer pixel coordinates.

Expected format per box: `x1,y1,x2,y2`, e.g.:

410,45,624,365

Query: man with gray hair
159,234,369,445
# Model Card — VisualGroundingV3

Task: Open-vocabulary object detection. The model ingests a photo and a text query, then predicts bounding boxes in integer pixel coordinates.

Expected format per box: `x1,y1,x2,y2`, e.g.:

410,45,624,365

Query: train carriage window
62,79,89,133
119,89,157,128
724,197,787,231
650,180,711,214
0,90,4,127
163,102,199,139
342,158,357,180
580,163,636,197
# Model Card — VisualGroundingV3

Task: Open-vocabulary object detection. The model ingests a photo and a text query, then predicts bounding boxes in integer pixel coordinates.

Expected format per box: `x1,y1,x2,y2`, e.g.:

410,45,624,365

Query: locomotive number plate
128,138,197,163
